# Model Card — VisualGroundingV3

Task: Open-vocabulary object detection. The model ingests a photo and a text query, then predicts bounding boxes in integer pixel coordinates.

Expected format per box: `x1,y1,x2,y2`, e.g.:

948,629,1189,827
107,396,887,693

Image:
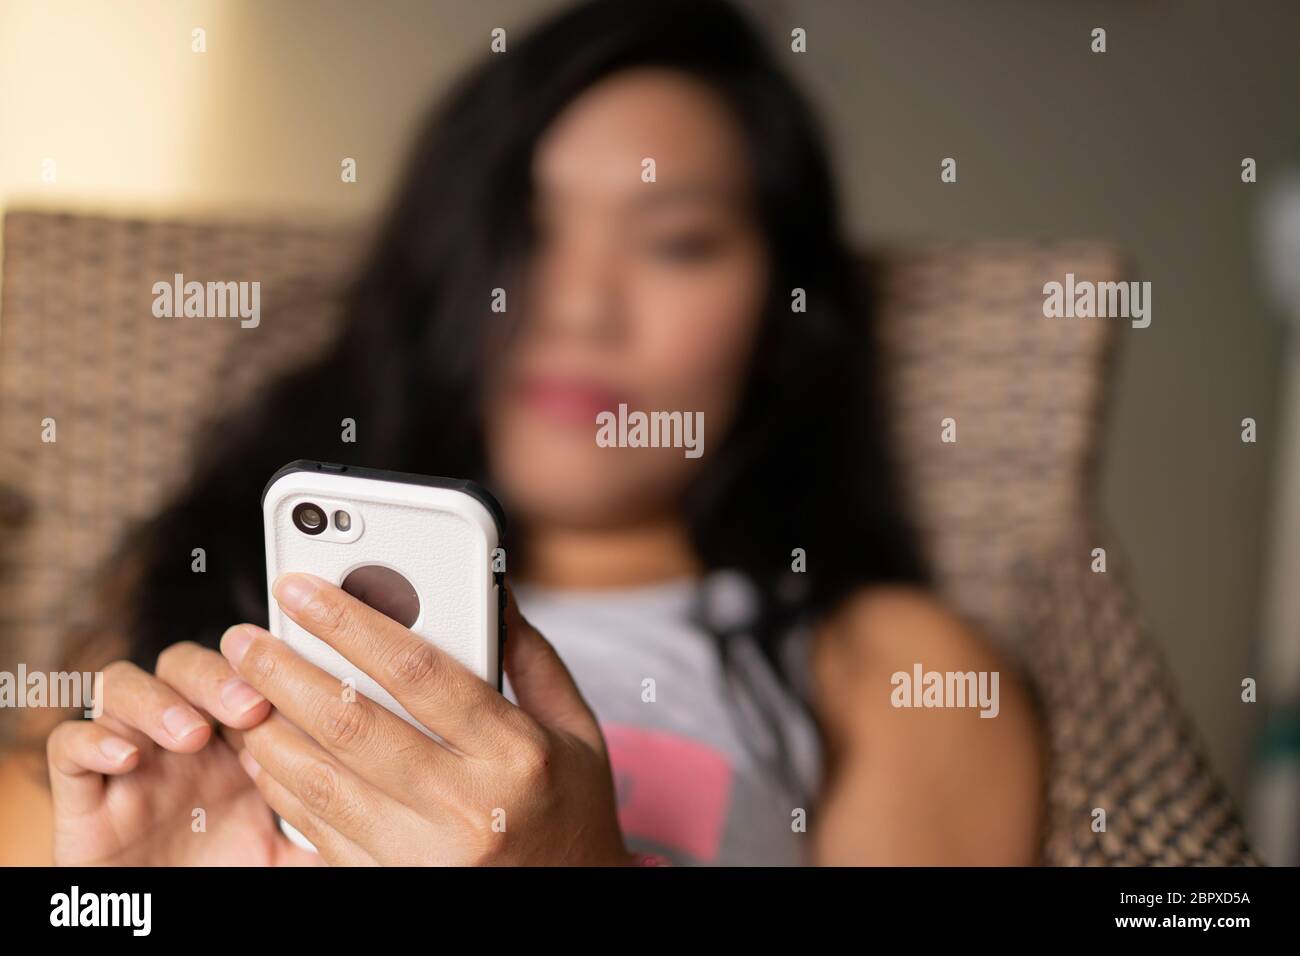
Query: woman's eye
646,232,725,263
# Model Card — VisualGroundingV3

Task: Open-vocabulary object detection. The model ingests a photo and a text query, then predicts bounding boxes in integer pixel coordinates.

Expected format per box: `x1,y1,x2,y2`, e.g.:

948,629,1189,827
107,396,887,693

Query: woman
1,0,1042,865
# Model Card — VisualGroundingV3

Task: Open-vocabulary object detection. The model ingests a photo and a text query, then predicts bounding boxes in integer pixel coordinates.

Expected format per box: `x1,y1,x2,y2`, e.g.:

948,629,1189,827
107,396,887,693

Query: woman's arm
808,586,1044,865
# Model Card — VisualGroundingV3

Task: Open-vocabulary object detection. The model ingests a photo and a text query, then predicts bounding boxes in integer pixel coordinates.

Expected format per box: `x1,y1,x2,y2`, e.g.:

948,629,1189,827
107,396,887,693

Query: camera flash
333,510,351,532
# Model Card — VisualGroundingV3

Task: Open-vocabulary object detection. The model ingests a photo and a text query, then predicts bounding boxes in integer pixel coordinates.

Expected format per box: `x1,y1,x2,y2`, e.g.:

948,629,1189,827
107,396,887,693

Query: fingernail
162,705,206,741
221,624,258,666
238,748,261,781
220,677,265,715
274,573,318,613
98,737,138,765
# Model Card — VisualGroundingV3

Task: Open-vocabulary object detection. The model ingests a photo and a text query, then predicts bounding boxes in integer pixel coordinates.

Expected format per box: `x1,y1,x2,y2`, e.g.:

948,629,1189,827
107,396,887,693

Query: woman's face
484,68,770,530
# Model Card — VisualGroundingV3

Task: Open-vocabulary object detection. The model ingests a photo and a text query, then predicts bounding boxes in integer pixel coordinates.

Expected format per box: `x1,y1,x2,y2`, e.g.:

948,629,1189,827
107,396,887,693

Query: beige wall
3,0,1297,800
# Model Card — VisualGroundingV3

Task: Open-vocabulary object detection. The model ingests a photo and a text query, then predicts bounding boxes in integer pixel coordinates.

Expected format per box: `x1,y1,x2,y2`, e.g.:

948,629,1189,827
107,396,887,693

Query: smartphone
262,459,506,850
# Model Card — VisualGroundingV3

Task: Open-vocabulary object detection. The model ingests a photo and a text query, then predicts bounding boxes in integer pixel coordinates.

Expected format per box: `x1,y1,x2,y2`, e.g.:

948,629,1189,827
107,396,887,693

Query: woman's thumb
501,588,603,751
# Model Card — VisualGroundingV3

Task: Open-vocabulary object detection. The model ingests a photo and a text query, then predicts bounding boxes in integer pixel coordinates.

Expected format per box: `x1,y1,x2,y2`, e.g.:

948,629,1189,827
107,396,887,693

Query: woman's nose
530,239,625,344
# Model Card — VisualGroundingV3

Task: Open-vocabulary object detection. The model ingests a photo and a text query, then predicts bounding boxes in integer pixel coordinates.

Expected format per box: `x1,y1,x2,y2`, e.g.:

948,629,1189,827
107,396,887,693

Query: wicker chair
0,210,1255,865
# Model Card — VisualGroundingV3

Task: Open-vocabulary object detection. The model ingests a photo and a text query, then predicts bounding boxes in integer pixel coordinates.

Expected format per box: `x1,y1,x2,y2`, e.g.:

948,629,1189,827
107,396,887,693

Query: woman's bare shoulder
809,585,1013,714
806,585,1044,865
818,583,993,649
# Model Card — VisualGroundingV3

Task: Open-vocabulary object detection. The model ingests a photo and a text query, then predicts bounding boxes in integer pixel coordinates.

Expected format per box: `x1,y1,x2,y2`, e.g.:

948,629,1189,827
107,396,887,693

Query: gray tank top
507,571,823,866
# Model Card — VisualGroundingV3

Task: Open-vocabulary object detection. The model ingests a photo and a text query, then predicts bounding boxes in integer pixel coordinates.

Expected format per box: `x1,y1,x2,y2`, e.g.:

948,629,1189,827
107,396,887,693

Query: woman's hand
47,644,323,866
219,573,630,866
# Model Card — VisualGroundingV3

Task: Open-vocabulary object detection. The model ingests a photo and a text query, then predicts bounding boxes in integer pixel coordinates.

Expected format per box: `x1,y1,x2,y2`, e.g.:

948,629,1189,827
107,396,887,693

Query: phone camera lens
293,502,326,535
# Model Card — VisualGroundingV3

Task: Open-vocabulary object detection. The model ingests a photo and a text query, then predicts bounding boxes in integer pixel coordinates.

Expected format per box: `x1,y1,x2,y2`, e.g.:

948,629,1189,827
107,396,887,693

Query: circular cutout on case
340,565,420,628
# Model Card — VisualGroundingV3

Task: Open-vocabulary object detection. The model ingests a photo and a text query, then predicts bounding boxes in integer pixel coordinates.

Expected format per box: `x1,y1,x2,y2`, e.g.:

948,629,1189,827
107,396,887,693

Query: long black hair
81,0,926,689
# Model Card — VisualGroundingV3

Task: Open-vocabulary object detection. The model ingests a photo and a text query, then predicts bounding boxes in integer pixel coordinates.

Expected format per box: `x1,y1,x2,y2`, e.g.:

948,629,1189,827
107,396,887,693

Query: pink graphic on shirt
601,721,733,863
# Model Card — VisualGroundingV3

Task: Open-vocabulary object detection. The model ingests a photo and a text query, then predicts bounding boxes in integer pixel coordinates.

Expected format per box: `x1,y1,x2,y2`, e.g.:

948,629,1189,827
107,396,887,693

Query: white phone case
261,460,504,851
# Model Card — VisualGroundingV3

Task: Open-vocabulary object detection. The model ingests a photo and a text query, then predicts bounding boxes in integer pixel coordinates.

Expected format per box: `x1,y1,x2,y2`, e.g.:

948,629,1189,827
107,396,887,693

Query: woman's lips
516,377,627,425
